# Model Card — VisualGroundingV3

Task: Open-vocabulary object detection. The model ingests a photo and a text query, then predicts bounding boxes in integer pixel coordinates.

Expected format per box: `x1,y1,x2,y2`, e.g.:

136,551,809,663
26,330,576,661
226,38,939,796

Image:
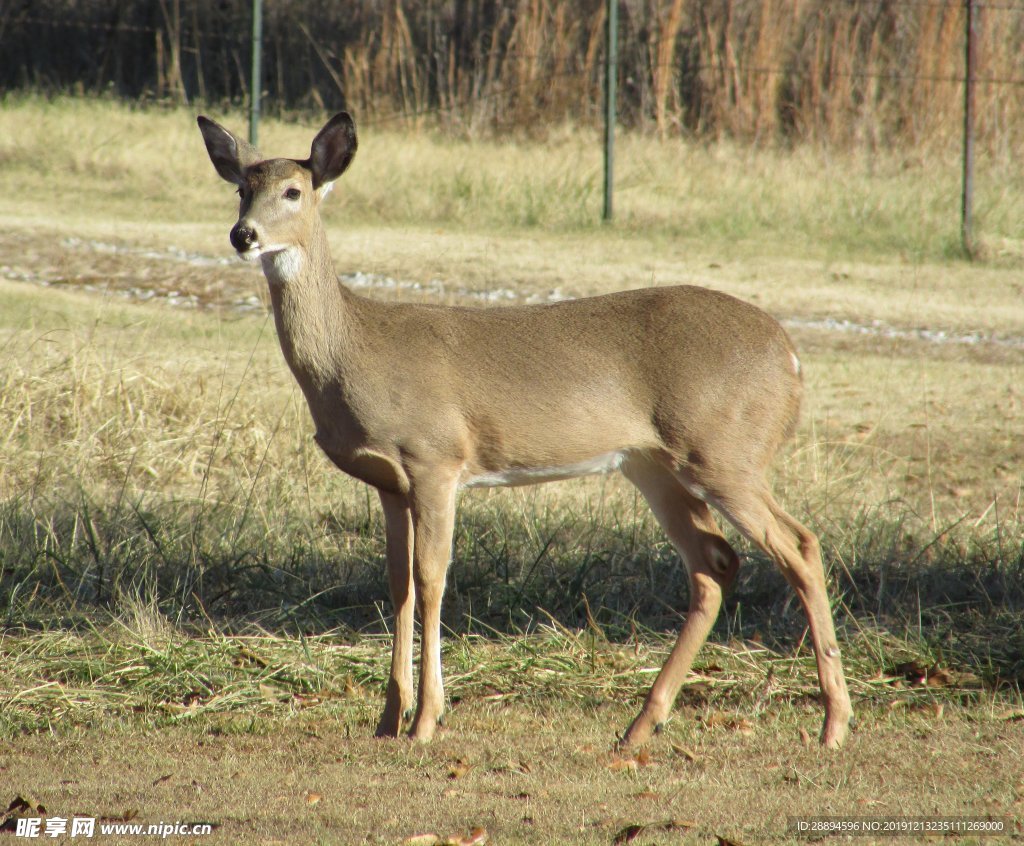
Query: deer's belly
459,450,626,489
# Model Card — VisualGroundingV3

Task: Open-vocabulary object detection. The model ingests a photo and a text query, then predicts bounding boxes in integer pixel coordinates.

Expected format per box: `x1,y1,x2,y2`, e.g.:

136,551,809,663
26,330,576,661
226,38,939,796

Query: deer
197,111,852,749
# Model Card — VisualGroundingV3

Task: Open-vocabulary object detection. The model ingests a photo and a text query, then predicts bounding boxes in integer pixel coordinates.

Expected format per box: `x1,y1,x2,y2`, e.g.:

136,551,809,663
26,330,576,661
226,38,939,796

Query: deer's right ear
197,116,261,186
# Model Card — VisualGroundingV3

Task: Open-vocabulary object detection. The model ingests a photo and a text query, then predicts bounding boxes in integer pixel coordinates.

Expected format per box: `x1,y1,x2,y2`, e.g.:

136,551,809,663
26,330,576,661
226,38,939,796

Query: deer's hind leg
711,486,852,748
619,455,740,749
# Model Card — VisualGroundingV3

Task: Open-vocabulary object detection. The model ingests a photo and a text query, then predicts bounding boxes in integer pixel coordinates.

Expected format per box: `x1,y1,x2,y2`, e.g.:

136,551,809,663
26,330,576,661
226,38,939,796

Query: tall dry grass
4,1,1024,150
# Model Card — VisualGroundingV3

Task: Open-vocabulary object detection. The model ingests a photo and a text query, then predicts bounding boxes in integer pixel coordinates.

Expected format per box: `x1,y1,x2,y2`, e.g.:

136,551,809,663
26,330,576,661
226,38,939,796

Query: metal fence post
603,0,618,222
249,0,263,147
961,0,977,258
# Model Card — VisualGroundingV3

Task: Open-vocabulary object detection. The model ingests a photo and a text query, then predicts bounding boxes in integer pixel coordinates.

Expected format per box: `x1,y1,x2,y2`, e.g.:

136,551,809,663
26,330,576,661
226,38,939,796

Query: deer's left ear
307,112,358,191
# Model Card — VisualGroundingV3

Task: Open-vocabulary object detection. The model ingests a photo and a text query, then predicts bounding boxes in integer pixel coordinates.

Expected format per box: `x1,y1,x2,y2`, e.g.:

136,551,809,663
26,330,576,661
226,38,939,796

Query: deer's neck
261,220,353,392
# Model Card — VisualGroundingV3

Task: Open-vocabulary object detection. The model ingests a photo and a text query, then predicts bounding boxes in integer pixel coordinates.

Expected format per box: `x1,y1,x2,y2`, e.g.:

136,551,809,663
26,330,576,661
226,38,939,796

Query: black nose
230,223,257,252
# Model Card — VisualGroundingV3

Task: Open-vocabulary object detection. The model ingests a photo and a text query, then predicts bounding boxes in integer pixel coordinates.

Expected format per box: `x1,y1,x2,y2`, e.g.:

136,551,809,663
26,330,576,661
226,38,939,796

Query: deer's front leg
406,471,459,742
375,490,416,737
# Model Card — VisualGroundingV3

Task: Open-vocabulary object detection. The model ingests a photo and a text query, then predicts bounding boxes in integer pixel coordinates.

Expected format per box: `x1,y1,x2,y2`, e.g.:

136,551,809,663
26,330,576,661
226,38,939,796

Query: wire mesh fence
2,0,1023,150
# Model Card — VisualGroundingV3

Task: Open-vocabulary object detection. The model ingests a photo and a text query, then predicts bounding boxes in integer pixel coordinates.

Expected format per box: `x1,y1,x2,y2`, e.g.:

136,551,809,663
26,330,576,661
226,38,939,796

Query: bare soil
3,702,1022,845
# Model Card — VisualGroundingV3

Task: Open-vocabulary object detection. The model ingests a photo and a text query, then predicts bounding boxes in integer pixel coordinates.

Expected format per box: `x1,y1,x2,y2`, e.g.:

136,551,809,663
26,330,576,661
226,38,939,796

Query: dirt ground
3,700,1022,845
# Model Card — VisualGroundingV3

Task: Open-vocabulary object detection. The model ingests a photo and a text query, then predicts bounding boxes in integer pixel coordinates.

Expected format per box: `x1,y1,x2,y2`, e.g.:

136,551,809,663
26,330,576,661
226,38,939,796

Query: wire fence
2,1,1021,142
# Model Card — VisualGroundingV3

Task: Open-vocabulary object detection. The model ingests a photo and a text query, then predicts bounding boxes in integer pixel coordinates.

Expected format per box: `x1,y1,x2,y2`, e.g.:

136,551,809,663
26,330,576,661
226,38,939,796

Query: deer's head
197,113,357,262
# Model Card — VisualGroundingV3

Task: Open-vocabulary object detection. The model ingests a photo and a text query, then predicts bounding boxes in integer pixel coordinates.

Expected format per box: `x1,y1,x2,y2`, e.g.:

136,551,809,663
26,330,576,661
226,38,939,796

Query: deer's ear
307,112,357,191
198,116,262,186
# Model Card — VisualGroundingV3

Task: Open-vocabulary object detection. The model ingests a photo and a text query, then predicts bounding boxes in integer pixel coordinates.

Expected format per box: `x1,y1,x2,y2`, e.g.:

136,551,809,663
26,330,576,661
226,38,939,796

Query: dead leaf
892,660,928,685
2,795,47,827
455,827,488,846
717,836,746,846
607,756,638,773
448,759,474,780
670,742,702,763
892,660,960,687
703,712,754,734
703,711,731,728
613,824,646,844
633,791,660,801
419,828,488,846
5,796,46,816
799,727,812,747
153,774,172,786
305,792,322,807
615,820,695,843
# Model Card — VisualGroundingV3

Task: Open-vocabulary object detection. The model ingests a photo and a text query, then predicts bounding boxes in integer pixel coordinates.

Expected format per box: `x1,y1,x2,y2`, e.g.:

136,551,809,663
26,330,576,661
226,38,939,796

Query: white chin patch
237,247,263,263
265,246,304,281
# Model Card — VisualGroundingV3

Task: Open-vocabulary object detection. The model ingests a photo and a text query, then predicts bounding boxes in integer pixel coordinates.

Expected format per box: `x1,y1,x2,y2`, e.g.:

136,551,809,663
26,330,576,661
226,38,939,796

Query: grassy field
0,97,1022,843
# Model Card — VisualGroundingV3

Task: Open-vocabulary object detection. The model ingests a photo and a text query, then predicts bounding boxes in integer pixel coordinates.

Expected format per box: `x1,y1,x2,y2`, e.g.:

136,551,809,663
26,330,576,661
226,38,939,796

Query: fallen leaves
702,712,756,735
612,819,694,844
886,661,981,689
1,796,47,832
447,758,474,780
665,742,700,764
402,827,488,846
607,748,652,773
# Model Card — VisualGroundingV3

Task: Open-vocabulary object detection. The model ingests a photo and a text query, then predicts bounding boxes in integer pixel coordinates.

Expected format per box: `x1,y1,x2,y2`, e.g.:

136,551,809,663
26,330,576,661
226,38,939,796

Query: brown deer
197,112,852,748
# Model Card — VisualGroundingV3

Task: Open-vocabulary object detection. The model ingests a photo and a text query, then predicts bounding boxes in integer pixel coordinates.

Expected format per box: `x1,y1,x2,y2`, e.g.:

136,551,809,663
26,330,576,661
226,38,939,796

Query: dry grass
3,96,1024,262
8,1,1024,152
0,97,1022,842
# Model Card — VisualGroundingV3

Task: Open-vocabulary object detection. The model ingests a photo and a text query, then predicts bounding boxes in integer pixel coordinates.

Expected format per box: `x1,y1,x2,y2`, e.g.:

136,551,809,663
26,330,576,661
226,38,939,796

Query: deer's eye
284,187,301,201
236,187,244,198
